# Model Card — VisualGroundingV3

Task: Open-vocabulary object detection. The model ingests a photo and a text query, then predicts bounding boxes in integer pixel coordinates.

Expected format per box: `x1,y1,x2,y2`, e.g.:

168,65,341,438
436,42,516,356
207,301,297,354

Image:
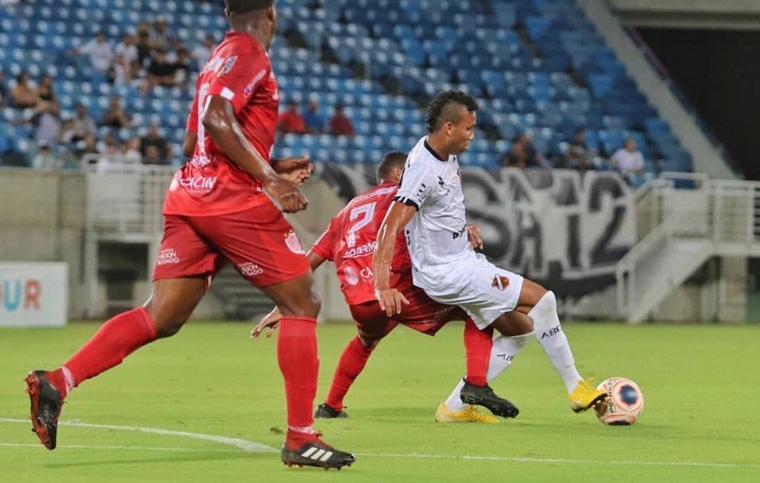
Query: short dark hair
376,151,407,183
224,0,275,14
425,90,478,133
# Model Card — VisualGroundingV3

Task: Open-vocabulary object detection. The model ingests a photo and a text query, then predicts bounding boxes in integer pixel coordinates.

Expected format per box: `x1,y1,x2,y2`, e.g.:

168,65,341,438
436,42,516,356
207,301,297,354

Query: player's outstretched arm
201,96,307,213
373,201,415,316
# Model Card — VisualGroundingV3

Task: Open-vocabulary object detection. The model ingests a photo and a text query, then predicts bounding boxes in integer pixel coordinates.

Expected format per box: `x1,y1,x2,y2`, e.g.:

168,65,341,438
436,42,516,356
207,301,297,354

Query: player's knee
358,334,381,350
144,303,190,339
279,289,321,318
528,290,558,325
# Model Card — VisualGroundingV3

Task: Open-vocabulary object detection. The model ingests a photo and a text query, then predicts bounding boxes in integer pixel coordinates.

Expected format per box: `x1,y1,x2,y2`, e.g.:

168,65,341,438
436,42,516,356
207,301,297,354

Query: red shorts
349,285,467,339
153,202,310,287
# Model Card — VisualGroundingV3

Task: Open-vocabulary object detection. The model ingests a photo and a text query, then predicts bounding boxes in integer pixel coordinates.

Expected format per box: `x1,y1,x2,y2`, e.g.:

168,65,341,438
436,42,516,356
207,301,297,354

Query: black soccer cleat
459,379,519,418
25,370,63,450
281,438,356,470
314,403,349,419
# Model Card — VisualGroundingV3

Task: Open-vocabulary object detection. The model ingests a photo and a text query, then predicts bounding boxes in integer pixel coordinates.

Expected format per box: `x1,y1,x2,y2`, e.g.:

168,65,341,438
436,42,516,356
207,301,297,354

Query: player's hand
467,224,484,250
272,156,314,186
374,287,410,317
263,176,308,213
251,307,282,340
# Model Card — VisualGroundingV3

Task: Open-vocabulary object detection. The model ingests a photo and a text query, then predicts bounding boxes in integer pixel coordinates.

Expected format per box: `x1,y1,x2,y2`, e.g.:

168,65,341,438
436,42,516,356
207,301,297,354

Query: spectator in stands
71,103,96,144
11,72,39,109
303,98,326,134
75,133,99,161
610,138,645,178
140,123,172,162
102,96,132,128
36,74,57,106
135,24,153,69
501,133,546,169
59,118,76,145
562,128,599,171
31,141,60,170
122,137,142,164
278,101,306,135
115,31,140,72
72,31,114,75
32,101,62,148
110,52,131,87
192,34,216,70
143,145,170,166
329,104,355,136
149,16,174,52
96,132,119,154
141,49,177,94
172,48,194,87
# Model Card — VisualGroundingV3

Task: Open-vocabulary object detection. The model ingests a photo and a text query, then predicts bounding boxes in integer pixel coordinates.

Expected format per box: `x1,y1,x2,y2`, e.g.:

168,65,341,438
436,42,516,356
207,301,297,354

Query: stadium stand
0,0,693,181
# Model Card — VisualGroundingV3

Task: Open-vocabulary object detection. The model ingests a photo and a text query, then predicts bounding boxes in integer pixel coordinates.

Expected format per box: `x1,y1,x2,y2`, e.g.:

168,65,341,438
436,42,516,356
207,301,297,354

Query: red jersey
163,32,279,216
311,182,412,306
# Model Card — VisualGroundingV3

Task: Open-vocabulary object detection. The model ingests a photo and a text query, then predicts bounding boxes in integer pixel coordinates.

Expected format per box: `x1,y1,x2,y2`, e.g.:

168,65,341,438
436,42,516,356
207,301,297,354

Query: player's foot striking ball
568,379,608,413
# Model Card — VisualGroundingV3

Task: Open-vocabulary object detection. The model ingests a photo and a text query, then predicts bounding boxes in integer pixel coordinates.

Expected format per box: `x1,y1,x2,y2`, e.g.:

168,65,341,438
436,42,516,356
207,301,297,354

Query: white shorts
412,253,524,329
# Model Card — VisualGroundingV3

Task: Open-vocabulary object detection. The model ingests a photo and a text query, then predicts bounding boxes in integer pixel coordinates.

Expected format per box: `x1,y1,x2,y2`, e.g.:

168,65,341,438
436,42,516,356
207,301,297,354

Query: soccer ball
594,377,644,425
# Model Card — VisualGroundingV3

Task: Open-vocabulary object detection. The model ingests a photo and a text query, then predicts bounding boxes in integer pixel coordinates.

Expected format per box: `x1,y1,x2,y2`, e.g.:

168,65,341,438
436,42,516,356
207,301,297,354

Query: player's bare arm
201,95,308,213
373,200,415,316
272,155,314,186
251,250,327,339
183,130,197,158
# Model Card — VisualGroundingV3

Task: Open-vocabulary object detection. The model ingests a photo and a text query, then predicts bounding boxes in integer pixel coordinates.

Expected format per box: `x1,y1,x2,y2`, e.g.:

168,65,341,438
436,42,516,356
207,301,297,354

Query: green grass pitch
1,321,759,482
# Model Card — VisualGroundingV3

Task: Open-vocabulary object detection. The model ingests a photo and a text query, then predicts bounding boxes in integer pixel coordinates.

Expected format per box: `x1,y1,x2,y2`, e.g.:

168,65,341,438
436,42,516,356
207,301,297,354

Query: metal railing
83,156,175,235
617,178,760,317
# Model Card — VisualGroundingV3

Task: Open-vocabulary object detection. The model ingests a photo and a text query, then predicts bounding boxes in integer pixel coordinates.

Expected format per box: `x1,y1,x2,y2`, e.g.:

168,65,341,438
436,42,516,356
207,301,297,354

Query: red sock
58,308,157,396
277,316,319,448
463,317,492,386
324,336,374,410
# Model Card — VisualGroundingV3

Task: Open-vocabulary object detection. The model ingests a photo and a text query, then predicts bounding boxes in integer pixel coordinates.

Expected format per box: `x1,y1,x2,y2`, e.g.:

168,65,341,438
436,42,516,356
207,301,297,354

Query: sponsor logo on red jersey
238,262,264,277
216,55,238,77
157,249,180,266
344,266,359,286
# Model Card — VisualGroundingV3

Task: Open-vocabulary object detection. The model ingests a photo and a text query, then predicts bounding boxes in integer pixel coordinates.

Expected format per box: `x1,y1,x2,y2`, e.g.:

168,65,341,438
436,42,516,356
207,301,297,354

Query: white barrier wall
0,263,68,327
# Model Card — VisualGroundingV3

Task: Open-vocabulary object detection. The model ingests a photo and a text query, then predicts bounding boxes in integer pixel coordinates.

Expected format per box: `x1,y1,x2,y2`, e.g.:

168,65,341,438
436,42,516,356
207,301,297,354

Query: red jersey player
24,0,354,470
252,152,532,421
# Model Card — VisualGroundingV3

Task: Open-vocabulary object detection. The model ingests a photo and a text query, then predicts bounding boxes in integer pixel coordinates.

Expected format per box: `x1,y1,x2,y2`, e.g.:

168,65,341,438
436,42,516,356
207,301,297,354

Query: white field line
2,418,758,470
0,418,276,453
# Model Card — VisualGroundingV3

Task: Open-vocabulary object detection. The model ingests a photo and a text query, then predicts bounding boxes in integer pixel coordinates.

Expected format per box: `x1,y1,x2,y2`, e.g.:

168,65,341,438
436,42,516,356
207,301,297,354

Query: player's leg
441,311,533,418
316,302,398,418
26,215,214,450
516,279,606,412
195,204,354,468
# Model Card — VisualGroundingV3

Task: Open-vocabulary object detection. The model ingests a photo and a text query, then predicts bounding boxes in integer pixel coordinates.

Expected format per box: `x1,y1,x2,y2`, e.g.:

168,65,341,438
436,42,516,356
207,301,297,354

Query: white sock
444,333,532,412
529,291,582,393
61,365,76,395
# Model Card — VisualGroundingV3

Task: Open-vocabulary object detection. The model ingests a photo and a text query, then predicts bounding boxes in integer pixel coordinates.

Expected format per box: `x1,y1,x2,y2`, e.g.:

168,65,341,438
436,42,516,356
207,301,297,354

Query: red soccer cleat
25,370,63,450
